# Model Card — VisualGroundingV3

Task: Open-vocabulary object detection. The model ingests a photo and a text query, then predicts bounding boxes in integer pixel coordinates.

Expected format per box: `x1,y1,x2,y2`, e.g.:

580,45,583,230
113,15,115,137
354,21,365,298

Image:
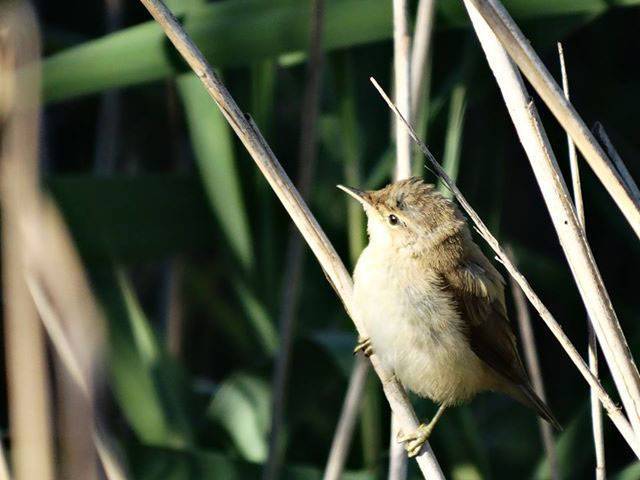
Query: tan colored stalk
464,0,640,440
264,2,325,479
410,0,436,121
137,0,445,477
558,43,605,480
0,4,55,480
25,266,127,480
509,267,559,480
1,5,126,477
390,1,413,477
389,414,408,480
323,357,370,480
393,0,412,179
370,77,640,457
462,0,640,241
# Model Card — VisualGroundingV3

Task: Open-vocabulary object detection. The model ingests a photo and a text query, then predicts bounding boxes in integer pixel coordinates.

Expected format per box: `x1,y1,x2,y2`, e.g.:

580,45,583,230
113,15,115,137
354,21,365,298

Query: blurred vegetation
19,0,640,478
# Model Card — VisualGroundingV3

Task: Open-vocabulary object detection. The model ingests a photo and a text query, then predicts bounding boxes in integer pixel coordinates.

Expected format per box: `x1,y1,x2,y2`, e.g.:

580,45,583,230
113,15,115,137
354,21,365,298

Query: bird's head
338,177,466,255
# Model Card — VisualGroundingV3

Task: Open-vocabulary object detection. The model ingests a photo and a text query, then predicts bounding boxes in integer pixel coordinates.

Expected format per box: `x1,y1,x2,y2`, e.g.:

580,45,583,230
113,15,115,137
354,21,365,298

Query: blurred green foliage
35,0,640,478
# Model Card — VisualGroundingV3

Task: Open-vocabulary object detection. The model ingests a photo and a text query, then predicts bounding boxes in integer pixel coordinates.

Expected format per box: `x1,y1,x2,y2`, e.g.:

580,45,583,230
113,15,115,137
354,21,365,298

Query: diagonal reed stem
137,0,445,477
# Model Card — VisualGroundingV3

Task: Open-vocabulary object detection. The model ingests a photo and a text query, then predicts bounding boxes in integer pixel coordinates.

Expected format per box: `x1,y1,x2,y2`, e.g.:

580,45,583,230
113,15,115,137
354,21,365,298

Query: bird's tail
514,383,562,431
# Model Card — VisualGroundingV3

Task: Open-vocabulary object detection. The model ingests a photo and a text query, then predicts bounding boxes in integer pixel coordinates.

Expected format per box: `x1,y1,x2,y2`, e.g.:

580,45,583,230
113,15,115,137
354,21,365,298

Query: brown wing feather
441,247,561,429
443,258,528,386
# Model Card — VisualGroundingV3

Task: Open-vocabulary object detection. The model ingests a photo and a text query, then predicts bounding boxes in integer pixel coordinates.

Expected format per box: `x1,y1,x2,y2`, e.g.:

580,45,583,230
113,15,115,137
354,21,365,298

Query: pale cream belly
353,249,496,405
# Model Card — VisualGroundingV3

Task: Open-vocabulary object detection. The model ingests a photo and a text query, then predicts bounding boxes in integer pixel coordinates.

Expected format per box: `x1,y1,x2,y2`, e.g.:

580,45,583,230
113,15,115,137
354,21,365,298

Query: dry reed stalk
26,267,127,480
137,0,445,477
3,18,127,480
463,0,640,442
22,197,127,480
1,5,126,479
462,0,640,240
264,1,325,479
392,0,412,179
389,414,408,480
0,4,55,479
323,357,370,480
410,0,435,124
508,264,559,480
370,77,640,458
558,43,605,480
390,1,413,477
23,201,107,480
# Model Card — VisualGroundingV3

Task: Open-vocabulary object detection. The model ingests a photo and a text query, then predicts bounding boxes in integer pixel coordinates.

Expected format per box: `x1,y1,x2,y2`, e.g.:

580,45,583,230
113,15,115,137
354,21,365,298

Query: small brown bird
339,177,560,457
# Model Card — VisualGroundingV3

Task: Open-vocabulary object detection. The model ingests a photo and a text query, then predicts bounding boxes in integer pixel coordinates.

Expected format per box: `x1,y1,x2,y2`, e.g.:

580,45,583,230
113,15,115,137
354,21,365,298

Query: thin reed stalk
26,265,127,480
463,0,640,442
0,4,55,479
137,0,445,477
392,0,412,179
3,17,127,480
370,77,640,458
264,2,325,479
389,415,408,480
508,262,559,480
1,5,127,479
410,0,435,122
558,43,605,480
390,2,413,477
462,0,640,241
323,357,369,480
410,0,436,175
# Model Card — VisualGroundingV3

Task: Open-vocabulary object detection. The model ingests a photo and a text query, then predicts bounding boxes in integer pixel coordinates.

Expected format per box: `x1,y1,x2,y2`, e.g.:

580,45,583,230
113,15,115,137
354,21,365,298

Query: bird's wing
442,248,528,386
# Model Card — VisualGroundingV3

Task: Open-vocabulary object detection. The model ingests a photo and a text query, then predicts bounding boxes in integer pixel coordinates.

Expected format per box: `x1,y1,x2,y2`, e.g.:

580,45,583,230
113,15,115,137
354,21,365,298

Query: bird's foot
396,422,434,458
353,337,373,357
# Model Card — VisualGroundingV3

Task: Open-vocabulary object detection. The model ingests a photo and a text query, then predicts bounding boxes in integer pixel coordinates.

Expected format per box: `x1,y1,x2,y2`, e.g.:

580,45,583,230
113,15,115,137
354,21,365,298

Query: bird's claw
353,337,373,357
396,423,433,457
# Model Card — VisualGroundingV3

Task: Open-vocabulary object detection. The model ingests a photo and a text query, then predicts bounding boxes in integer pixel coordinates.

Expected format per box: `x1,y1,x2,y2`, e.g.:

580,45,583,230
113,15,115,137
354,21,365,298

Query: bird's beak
337,185,371,207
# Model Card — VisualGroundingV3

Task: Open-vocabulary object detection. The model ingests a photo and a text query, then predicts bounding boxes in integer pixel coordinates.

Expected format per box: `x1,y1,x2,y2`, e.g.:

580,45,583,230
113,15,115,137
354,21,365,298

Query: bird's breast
352,246,492,404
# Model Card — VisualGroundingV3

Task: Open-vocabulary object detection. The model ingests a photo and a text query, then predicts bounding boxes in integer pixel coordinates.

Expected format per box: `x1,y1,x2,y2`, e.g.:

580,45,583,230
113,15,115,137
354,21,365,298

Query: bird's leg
397,404,447,457
353,336,373,357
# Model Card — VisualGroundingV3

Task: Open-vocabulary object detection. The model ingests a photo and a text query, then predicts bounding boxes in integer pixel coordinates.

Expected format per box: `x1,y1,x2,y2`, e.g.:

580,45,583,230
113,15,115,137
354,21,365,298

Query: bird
338,176,560,457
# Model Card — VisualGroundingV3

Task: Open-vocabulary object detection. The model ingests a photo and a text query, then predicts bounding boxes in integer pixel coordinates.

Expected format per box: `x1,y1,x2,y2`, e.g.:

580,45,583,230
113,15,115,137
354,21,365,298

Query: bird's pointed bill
337,185,371,206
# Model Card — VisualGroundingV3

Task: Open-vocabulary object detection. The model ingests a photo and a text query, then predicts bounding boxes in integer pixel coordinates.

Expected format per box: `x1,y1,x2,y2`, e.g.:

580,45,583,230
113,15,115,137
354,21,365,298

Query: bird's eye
388,214,399,226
